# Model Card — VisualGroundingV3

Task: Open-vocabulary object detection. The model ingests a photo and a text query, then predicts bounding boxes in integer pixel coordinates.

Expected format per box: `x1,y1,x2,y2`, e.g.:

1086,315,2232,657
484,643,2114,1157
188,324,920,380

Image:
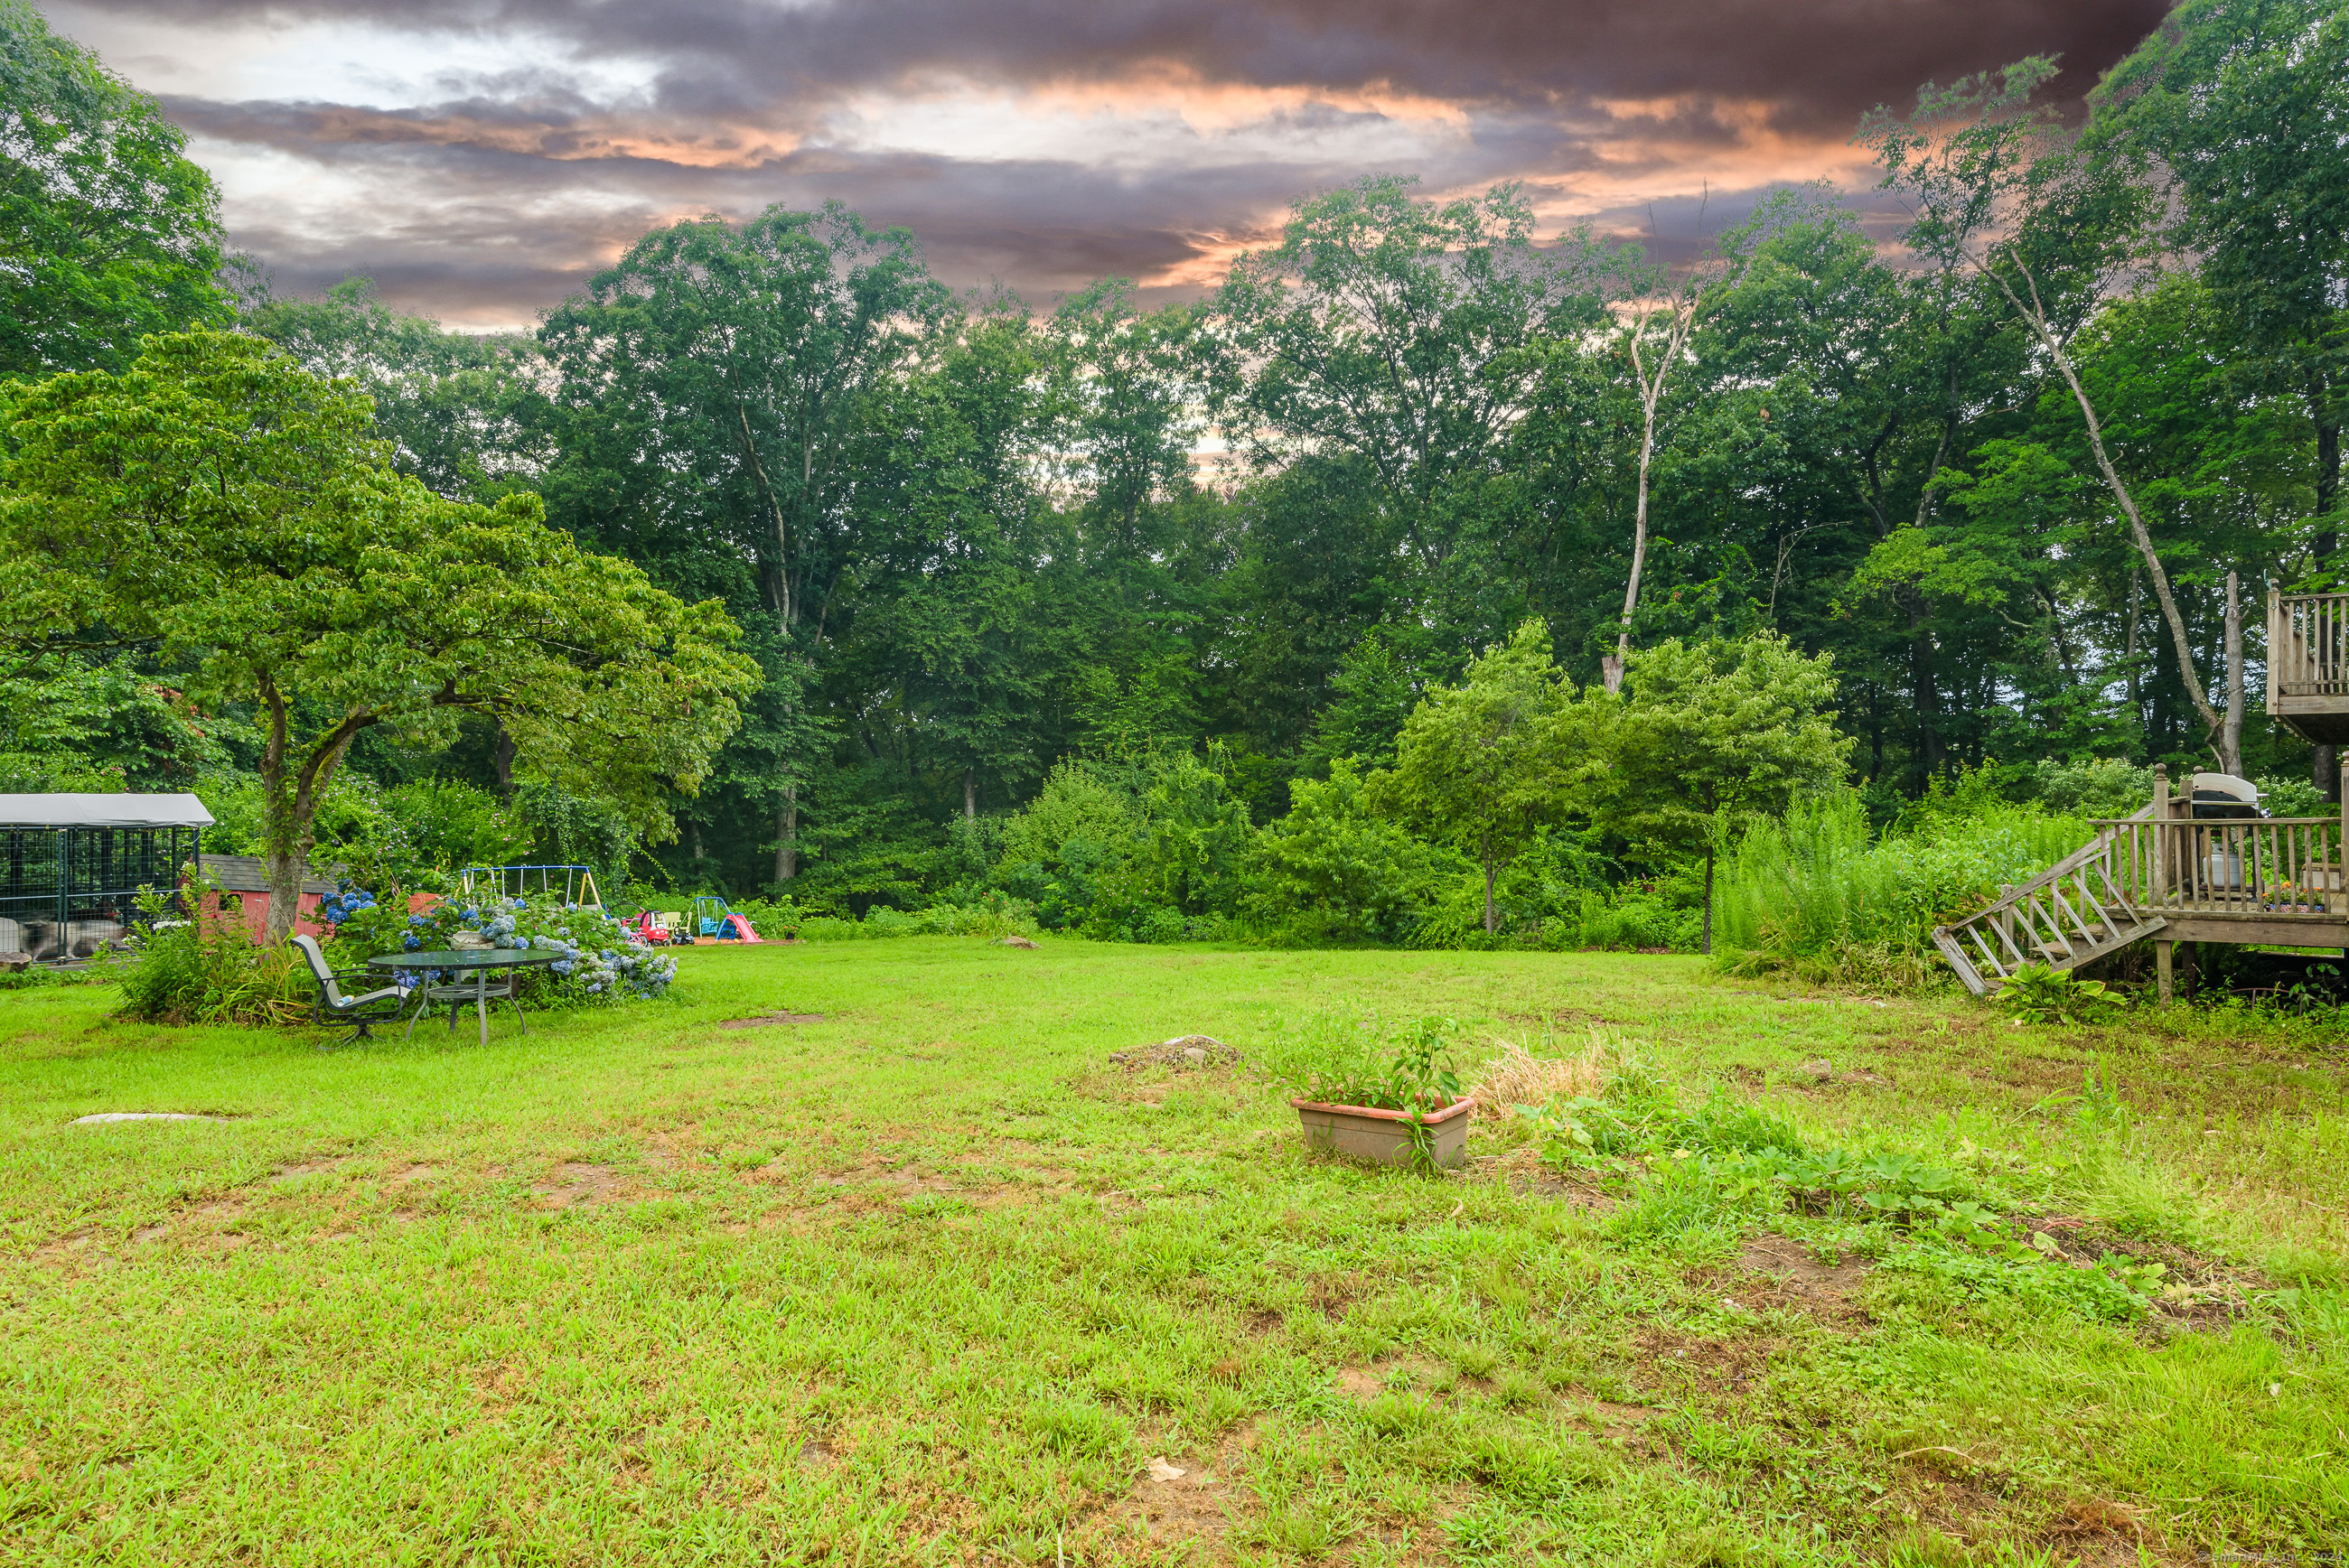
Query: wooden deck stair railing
1931,802,2164,998
1932,759,2349,998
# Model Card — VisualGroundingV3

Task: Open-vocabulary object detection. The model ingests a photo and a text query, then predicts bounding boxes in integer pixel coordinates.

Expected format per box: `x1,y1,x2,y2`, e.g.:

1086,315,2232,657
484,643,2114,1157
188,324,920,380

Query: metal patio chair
287,935,407,1041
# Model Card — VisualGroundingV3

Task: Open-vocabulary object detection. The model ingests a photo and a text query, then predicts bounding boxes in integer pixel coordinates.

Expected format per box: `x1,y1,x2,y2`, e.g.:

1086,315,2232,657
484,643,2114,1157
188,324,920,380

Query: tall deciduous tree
1213,176,1607,573
539,202,951,883
2093,0,2349,789
1596,633,1850,954
0,0,227,377
1861,62,2208,757
1373,620,1580,935
1049,278,1205,549
0,331,758,943
540,202,950,633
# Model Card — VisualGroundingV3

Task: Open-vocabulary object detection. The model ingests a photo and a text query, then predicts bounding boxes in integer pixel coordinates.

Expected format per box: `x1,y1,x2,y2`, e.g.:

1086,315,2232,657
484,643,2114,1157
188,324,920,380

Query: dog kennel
0,794,212,964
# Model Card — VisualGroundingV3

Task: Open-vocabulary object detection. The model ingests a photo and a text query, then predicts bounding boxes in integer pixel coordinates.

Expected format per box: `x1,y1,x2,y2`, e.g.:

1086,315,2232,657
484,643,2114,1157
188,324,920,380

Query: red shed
196,854,337,941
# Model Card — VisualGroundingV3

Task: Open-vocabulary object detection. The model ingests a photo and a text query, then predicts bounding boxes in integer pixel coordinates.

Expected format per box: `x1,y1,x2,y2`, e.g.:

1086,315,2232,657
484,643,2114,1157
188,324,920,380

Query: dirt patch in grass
2021,1216,2260,1335
1108,1035,1235,1069
1089,1424,1255,1554
1573,1397,1667,1434
532,1162,629,1209
1736,1237,1875,1327
1473,1150,1618,1211
716,1013,828,1028
2036,1497,2159,1566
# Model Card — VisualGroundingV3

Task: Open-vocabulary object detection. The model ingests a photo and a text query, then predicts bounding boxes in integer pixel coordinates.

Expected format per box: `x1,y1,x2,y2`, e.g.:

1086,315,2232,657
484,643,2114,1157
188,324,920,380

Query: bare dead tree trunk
1989,259,2223,747
1604,302,1694,695
963,767,978,821
2221,570,2243,777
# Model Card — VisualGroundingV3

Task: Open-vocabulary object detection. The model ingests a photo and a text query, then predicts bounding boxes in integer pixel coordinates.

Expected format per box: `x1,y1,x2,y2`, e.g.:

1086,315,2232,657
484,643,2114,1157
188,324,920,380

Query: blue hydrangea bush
324,893,676,1004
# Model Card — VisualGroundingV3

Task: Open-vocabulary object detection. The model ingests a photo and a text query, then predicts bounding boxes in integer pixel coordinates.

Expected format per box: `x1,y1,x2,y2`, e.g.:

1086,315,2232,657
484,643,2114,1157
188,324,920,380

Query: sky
41,0,2173,331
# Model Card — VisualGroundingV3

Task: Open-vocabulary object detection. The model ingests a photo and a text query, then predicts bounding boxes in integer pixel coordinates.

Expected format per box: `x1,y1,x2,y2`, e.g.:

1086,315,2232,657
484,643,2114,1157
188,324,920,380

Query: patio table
366,948,561,1047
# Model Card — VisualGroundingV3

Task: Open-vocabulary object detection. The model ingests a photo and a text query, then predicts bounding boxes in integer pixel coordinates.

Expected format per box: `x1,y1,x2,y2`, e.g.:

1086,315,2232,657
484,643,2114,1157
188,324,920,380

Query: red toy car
621,910,678,945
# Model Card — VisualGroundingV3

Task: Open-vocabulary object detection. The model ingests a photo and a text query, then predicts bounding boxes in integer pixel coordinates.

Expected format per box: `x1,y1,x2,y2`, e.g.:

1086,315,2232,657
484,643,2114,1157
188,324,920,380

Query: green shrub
116,882,309,1024
2025,757,2152,819
1248,758,1463,943
1993,962,2125,1025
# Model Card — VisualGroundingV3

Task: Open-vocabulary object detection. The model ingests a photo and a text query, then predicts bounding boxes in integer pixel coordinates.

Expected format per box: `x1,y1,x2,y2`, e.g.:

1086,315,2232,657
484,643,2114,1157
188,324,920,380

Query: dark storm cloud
80,0,2173,323
87,0,2174,126
212,126,1343,322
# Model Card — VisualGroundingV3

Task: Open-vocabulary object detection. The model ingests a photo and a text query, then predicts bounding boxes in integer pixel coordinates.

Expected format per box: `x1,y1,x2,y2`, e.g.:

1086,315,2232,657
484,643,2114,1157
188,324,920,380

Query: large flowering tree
0,331,761,945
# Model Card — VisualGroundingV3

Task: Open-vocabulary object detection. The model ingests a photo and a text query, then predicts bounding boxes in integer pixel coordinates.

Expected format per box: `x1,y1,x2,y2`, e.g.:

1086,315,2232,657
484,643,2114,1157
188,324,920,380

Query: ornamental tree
0,331,759,944
1593,632,1851,954
1372,620,1582,936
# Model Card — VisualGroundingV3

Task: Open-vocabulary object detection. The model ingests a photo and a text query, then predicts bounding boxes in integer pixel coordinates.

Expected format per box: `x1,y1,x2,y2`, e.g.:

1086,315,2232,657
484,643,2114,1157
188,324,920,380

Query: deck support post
2151,765,2169,905
2156,939,2175,1004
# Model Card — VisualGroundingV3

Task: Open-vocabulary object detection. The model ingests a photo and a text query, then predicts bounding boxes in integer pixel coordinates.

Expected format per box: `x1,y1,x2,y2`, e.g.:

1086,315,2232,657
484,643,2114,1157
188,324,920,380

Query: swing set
458,863,604,910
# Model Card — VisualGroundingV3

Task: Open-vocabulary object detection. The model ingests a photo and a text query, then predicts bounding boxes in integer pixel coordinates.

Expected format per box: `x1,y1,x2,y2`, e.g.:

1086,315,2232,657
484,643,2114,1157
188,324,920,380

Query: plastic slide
724,913,762,943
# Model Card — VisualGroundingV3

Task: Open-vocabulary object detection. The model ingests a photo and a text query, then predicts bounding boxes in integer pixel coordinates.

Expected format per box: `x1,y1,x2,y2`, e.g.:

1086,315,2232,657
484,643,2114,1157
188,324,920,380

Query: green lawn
2,939,2344,1564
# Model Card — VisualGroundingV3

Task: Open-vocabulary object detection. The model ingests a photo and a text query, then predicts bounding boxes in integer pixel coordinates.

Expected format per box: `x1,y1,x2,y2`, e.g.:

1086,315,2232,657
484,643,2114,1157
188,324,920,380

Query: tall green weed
1716,789,2091,984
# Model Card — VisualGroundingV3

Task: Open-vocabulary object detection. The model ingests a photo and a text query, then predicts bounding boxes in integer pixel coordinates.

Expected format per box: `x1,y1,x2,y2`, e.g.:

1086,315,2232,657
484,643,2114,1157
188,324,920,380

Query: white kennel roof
0,794,216,829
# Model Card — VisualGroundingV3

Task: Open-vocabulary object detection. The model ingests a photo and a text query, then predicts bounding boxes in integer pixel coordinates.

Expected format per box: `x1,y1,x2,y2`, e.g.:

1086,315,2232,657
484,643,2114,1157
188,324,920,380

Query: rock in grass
1792,1059,1834,1085
997,936,1039,949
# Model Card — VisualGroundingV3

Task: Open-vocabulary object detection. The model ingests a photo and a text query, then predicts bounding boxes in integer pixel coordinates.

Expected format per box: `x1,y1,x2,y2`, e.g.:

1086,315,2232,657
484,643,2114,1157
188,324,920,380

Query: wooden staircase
1932,802,2167,997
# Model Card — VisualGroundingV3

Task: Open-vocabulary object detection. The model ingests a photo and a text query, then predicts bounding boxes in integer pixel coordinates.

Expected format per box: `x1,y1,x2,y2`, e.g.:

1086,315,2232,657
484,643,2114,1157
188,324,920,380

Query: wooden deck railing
2269,589,2349,699
1934,798,2349,994
1933,803,2162,994
2093,815,2346,915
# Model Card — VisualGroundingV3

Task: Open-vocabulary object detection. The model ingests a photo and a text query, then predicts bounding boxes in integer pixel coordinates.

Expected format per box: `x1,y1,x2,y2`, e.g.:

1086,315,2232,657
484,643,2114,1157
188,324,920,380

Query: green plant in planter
1993,962,2124,1025
1250,1013,1465,1111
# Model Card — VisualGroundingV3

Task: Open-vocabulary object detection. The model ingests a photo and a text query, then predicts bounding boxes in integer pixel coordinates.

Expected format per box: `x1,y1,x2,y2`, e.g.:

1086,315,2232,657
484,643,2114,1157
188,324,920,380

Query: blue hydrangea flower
553,959,574,975
403,934,421,950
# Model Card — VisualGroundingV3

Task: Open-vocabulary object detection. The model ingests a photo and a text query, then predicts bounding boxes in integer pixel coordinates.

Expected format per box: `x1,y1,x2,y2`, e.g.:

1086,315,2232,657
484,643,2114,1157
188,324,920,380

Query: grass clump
1713,789,2090,987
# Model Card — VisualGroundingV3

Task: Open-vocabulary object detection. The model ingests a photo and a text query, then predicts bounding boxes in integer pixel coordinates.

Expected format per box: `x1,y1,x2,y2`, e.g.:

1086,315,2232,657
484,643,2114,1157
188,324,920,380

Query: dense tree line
5,0,2345,930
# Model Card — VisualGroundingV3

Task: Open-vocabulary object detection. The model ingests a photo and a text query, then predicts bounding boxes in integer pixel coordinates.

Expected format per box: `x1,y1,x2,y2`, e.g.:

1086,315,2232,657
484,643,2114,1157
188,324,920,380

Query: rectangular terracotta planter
1291,1095,1473,1170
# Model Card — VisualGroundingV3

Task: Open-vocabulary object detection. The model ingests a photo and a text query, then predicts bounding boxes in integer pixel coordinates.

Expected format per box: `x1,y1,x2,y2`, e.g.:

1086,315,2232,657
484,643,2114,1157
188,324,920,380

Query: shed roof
0,793,215,829
197,854,334,897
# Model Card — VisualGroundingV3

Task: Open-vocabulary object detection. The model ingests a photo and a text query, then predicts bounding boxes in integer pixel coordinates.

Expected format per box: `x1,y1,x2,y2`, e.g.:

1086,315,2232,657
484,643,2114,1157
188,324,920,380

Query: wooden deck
1934,593,2349,996
1933,765,2349,1001
2268,589,2349,744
